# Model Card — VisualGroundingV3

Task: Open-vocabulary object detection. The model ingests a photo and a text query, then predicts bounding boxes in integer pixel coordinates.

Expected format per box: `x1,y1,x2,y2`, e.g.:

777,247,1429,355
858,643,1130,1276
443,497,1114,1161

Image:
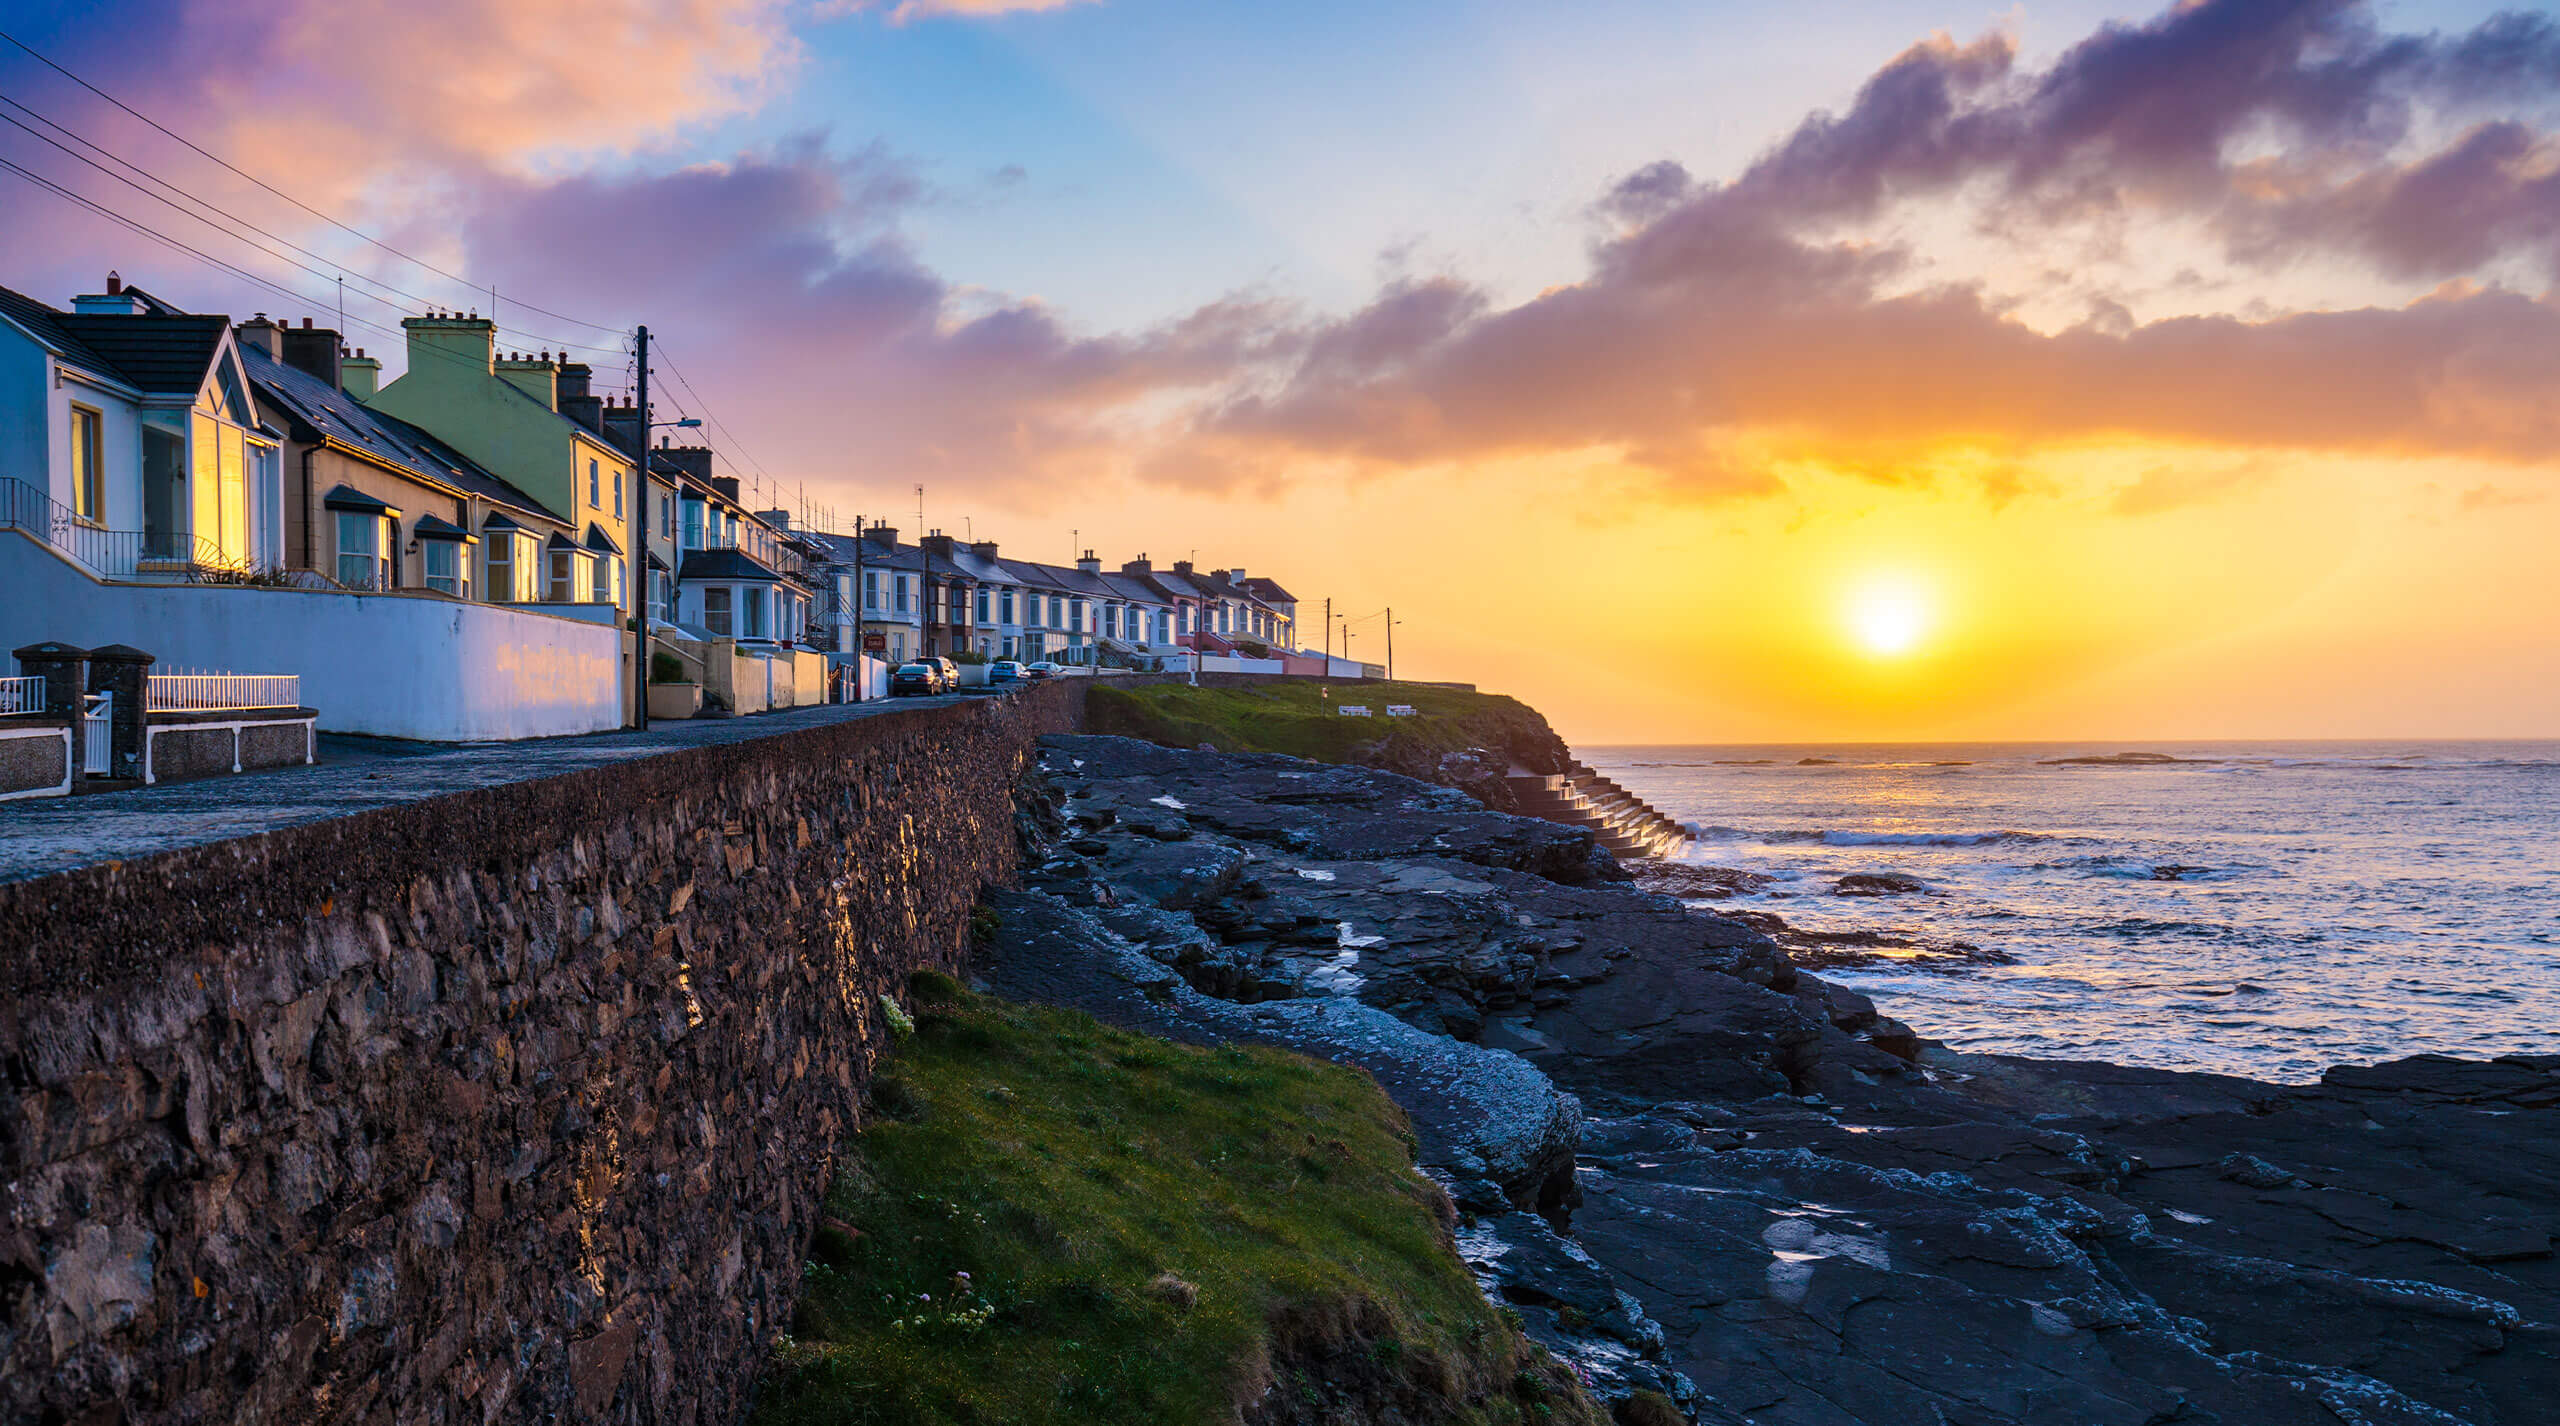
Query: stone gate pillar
86,645,154,781
12,642,89,716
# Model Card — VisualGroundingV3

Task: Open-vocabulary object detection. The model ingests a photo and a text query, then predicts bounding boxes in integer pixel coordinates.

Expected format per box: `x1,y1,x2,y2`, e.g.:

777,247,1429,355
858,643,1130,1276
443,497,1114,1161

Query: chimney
755,508,792,530
1076,549,1101,574
1229,567,1246,579
709,475,741,502
921,531,956,559
1173,559,1195,576
493,350,559,411
656,445,714,484
556,362,602,433
235,313,283,359
1120,554,1152,576
72,270,147,316
864,525,900,551
342,347,380,401
280,323,344,388
970,540,999,560
401,312,496,383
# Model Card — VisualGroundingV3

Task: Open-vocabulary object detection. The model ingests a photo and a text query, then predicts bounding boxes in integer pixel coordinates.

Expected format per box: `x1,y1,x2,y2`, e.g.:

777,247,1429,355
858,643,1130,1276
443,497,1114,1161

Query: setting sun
1845,575,1932,657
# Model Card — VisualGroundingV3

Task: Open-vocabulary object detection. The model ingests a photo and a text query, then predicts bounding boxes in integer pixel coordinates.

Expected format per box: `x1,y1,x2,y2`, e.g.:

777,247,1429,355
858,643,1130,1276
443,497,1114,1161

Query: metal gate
81,691,110,776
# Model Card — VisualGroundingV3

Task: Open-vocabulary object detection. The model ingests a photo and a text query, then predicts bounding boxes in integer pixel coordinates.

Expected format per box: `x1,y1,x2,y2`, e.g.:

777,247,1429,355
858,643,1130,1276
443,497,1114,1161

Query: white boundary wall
3,537,622,741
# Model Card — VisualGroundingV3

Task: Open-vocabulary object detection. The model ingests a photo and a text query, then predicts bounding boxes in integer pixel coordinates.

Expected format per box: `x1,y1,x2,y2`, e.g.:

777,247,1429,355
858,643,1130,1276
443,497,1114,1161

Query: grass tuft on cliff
1085,680,1566,778
754,971,1603,1426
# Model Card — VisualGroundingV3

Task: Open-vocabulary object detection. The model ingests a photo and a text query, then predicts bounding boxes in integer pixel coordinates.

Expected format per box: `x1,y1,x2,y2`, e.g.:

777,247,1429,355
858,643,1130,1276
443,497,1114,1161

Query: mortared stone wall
0,683,1079,1423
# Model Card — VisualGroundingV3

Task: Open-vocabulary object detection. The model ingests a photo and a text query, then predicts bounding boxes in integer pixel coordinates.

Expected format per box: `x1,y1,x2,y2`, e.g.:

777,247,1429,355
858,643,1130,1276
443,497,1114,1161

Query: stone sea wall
0,684,1079,1424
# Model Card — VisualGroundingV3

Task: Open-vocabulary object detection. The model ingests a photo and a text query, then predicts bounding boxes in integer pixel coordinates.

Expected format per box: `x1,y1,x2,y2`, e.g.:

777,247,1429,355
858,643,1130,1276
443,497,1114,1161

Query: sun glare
1845,575,1932,657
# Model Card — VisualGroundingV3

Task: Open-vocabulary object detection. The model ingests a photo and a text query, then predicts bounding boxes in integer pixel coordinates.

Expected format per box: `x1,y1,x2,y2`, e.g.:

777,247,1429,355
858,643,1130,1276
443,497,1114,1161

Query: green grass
1086,680,1555,770
753,971,1597,1426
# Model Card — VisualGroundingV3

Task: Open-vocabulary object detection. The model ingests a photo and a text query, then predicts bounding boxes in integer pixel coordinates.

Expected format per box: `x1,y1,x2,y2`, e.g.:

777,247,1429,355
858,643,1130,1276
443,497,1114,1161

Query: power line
0,26,626,338
0,156,607,390
0,96,617,356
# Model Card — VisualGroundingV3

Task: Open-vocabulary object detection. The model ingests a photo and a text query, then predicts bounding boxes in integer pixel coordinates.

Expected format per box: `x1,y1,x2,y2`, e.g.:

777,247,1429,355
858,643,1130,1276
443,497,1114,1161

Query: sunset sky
2,0,2553,742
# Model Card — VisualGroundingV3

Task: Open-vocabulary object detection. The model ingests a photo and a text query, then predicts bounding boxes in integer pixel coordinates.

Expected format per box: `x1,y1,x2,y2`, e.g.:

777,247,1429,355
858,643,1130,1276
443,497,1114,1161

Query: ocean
1587,741,2560,1083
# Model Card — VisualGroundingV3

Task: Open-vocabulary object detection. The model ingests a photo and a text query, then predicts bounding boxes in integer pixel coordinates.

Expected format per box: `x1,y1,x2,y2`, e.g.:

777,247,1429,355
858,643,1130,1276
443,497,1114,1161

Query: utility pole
628,324,650,731
1386,606,1394,682
849,513,865,702
1323,597,1332,676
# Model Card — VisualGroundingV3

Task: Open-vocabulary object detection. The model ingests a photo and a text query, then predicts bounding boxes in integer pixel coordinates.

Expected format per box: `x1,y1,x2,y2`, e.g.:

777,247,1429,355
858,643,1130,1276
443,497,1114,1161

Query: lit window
69,405,103,522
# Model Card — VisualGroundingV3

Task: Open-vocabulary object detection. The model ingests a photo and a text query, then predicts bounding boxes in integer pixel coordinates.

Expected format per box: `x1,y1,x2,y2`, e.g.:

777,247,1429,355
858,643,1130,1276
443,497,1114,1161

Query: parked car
931,656,961,689
890,662,942,696
1024,661,1062,681
988,660,1023,683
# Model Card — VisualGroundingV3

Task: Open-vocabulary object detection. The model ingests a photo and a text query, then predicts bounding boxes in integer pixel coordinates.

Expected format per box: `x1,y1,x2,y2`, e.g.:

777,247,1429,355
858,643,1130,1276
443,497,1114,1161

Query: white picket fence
145,671,301,711
0,674,42,715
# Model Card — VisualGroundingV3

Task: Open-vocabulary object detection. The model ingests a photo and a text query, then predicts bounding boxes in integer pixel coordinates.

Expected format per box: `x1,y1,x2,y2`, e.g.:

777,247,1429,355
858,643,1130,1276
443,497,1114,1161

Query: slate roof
0,285,117,374
243,345,565,523
321,484,400,516
679,548,783,582
49,314,229,396
1237,576,1297,604
0,283,227,395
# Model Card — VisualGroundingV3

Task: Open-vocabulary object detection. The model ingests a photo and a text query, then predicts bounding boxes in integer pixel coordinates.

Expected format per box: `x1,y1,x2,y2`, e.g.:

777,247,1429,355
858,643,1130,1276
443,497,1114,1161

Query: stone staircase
1505,760,1689,861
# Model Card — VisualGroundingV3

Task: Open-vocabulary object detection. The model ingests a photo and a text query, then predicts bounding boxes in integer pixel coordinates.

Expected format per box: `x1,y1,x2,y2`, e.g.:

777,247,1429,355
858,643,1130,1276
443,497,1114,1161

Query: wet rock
990,735,2560,1426
1832,872,1935,897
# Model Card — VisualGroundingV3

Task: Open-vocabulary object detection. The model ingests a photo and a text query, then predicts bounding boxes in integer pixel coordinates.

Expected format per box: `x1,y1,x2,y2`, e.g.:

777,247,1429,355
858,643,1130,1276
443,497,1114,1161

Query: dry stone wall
0,685,1078,1424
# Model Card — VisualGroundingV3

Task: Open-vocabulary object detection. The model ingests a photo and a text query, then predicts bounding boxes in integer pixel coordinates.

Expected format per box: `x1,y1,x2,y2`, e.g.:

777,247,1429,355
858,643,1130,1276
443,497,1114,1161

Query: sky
0,0,2554,742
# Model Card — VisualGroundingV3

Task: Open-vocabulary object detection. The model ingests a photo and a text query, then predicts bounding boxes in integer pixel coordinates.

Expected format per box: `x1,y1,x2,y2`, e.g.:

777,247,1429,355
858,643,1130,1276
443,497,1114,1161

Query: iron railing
0,476,245,580
145,671,301,711
0,674,45,716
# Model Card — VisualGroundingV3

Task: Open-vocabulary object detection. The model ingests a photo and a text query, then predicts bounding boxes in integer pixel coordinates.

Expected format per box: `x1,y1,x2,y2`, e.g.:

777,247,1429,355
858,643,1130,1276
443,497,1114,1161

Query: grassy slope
755,972,1602,1426
1085,681,1565,773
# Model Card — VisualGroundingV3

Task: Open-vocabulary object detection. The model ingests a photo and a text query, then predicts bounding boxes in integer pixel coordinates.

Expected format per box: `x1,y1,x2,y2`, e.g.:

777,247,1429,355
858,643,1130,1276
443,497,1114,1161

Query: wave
1686,824,2057,847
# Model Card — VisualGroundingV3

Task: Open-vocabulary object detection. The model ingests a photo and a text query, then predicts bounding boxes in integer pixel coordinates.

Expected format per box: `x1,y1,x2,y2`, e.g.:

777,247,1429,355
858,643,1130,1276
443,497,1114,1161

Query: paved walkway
0,693,987,886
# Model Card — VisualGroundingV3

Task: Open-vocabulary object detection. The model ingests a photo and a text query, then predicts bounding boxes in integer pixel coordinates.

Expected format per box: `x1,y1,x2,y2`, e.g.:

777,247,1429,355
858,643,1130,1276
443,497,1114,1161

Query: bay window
69,404,103,523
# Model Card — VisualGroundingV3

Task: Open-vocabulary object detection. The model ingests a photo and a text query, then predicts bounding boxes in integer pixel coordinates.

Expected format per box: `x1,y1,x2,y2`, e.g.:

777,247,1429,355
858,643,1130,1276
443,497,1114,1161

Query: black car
890,662,942,696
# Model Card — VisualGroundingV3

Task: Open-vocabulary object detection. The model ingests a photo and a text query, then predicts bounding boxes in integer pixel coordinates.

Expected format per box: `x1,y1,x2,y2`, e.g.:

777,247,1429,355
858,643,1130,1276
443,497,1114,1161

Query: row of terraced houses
0,272,1355,748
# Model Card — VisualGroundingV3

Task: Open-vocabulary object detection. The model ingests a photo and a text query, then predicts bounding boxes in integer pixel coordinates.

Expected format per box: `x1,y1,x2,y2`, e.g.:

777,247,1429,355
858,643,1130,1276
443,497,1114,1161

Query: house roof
321,484,400,517
0,284,229,395
0,285,117,374
1237,576,1297,604
244,345,565,523
412,514,472,540
582,523,622,556
50,313,229,396
679,547,783,583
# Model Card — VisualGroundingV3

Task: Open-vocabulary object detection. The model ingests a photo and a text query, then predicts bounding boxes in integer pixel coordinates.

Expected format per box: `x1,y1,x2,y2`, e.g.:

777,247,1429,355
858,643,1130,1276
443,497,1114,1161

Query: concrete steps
1506,763,1689,861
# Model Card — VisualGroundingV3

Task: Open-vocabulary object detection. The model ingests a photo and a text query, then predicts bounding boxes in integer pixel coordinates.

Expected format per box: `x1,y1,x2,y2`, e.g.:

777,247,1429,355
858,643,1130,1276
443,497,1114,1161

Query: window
1000,589,1015,624
69,405,103,523
548,546,591,603
951,585,969,621
335,512,387,589
894,574,911,615
487,533,536,602
681,498,704,550
424,540,464,596
612,470,623,520
592,552,619,607
976,589,991,623
588,459,600,508
744,587,769,639
704,586,733,636
661,493,673,539
863,571,880,611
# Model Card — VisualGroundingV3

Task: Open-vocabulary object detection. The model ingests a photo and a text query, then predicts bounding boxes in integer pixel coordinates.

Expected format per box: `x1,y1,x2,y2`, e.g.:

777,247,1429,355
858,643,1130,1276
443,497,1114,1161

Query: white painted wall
2,536,624,740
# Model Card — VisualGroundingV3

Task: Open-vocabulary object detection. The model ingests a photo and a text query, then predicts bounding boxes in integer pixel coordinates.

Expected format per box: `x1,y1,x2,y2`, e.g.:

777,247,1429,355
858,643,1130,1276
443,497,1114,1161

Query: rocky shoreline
981,736,2558,1425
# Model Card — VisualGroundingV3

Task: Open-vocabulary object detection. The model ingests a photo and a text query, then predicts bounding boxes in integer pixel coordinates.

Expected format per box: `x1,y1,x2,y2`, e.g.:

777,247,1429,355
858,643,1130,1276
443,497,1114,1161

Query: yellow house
363,314,637,616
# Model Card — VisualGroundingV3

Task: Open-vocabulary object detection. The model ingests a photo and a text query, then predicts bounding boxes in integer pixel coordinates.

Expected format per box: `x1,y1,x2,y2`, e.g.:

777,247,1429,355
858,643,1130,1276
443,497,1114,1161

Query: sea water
1589,741,2560,1082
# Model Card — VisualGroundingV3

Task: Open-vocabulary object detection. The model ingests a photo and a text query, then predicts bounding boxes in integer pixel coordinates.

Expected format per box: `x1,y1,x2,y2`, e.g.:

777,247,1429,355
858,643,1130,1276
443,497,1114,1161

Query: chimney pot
301,317,312,328
105,271,121,295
